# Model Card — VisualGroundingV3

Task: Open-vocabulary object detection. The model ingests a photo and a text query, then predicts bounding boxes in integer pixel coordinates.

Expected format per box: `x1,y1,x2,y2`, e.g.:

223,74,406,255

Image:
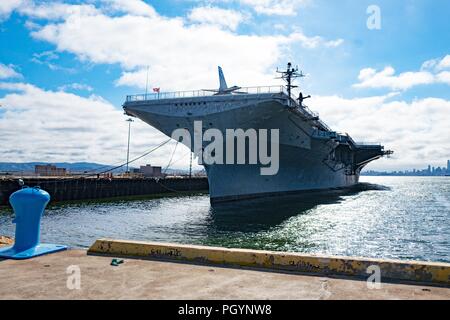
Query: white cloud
0,0,22,20
113,30,342,90
422,55,450,71
436,71,450,85
354,66,435,91
289,32,343,49
0,82,195,169
100,0,156,17
4,0,154,20
355,56,450,91
22,2,341,92
188,6,247,31
24,19,40,30
0,63,22,79
32,50,59,61
17,1,99,20
438,55,450,70
240,0,309,16
30,50,76,73
309,94,450,170
58,82,93,92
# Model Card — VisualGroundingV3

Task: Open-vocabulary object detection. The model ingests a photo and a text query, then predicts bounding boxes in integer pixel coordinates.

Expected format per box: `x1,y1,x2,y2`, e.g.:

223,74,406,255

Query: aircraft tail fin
218,66,228,91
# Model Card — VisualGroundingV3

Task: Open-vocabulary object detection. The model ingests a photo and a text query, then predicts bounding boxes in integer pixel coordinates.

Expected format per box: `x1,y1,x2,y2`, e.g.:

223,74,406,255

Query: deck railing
125,85,337,134
355,142,382,147
125,86,287,102
295,102,332,132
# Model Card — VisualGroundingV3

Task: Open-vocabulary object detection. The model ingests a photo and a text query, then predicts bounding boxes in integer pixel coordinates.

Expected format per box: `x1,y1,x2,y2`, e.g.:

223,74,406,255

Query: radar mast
276,62,305,106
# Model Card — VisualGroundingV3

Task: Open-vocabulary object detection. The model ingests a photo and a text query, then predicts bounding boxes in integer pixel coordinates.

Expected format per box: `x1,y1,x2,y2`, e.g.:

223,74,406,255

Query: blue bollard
0,186,67,260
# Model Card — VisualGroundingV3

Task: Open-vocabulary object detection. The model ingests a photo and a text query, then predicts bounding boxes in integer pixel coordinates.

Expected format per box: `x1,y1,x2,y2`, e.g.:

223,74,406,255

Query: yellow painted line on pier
88,239,450,286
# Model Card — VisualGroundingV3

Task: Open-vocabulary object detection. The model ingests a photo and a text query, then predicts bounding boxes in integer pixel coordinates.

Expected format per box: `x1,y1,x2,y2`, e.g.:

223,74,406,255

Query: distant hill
0,162,193,175
0,162,128,174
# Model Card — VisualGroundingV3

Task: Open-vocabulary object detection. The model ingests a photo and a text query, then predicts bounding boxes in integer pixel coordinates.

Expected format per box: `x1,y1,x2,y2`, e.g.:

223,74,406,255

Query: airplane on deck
202,66,244,95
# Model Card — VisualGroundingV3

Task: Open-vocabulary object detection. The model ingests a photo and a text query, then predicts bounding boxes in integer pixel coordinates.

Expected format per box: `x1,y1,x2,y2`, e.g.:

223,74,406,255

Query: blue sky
0,0,449,171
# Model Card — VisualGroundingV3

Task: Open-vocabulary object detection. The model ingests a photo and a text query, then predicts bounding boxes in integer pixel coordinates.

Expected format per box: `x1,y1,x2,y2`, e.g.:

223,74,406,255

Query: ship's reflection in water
208,183,389,233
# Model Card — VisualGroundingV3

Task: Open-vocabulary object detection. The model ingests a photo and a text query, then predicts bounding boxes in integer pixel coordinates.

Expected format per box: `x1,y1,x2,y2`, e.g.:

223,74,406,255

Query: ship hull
124,93,382,203
205,143,359,203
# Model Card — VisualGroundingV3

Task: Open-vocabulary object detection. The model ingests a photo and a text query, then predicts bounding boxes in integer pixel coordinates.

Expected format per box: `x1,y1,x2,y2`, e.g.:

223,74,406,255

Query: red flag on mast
153,88,160,93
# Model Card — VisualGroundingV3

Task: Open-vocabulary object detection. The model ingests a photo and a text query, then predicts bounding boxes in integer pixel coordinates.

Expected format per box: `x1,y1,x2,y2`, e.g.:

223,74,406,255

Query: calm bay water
1,176,449,263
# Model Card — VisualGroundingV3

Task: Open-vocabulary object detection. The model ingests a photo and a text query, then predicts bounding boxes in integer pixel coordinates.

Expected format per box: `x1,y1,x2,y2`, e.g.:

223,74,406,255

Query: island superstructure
123,63,392,203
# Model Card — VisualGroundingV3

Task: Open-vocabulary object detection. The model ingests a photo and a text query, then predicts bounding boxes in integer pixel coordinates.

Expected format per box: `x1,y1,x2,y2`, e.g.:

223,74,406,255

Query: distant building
447,160,450,173
35,164,67,176
139,164,163,177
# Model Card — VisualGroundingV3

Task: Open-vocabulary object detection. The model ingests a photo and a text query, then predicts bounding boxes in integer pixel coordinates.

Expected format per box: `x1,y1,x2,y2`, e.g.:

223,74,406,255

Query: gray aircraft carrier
123,63,392,202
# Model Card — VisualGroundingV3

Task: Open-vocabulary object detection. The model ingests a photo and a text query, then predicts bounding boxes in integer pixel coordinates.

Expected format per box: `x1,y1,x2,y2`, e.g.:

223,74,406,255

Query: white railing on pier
126,86,287,102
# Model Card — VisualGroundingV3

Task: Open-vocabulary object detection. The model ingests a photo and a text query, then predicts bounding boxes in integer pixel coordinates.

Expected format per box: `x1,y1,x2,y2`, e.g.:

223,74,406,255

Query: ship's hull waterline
123,90,386,203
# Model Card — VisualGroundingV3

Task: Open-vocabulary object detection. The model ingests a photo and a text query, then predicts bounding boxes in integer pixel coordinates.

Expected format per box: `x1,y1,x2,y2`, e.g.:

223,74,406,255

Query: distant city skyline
364,160,450,176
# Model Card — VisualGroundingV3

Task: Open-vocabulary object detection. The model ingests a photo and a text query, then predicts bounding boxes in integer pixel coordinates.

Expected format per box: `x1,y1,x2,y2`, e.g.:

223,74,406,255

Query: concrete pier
0,177,208,205
89,239,450,287
0,248,449,300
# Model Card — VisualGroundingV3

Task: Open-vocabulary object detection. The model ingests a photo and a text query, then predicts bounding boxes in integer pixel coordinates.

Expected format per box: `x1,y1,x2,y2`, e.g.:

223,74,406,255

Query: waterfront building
139,164,163,177
34,164,67,177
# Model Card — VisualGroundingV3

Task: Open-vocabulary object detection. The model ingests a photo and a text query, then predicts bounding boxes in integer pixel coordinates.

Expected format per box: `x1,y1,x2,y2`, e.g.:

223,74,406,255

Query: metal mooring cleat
0,185,67,259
